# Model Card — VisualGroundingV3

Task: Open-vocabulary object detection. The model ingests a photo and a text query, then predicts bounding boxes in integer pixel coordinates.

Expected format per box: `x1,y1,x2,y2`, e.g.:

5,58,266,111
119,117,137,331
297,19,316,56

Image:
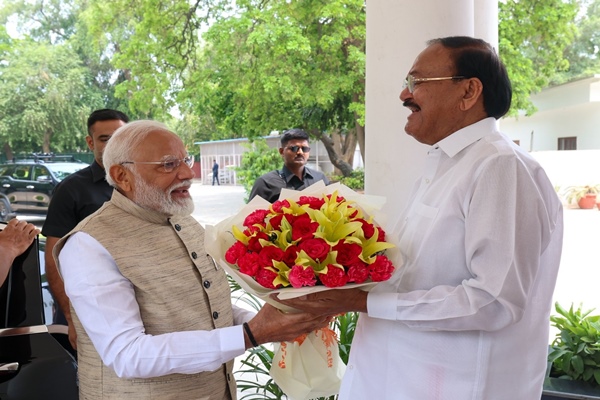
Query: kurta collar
436,117,498,158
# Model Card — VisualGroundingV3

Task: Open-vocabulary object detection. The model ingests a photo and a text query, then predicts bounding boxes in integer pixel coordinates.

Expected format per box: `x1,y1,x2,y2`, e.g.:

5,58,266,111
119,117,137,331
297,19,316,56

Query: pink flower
258,245,285,267
288,265,317,288
291,214,319,242
298,238,330,262
319,265,349,288
237,252,260,277
333,242,362,265
225,241,247,264
369,255,395,282
243,209,269,228
347,261,369,283
255,267,281,289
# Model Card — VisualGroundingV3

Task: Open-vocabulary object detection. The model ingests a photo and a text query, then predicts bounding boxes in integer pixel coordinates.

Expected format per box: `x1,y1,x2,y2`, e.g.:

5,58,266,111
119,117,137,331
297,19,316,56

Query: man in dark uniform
212,160,220,186
42,108,129,350
248,129,329,203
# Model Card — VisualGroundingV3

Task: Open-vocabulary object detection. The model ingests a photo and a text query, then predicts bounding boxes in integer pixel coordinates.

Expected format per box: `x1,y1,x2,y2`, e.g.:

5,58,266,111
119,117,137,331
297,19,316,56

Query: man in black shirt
42,109,129,350
249,129,329,203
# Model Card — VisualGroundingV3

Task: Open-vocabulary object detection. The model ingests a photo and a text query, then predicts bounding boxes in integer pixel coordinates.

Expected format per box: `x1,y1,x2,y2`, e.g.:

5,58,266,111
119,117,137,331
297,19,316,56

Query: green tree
499,0,579,116
83,0,364,176
236,140,281,201
551,0,600,84
0,40,101,157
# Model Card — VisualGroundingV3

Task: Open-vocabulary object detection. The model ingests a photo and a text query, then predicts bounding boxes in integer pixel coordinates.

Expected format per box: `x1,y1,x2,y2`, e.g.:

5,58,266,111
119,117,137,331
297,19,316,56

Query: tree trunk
3,143,14,162
43,128,53,153
312,129,354,177
353,92,366,163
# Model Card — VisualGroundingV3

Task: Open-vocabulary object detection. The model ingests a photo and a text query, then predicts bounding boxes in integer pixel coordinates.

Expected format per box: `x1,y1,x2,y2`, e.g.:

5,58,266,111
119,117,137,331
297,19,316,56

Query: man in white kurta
278,36,563,399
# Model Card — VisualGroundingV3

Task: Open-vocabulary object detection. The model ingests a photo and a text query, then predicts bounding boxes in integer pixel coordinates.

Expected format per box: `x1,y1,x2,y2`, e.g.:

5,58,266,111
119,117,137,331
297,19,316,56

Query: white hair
103,120,172,187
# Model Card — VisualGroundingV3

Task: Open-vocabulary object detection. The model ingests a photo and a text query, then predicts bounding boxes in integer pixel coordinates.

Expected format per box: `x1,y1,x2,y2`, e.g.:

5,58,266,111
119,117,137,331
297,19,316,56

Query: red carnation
376,226,386,242
356,218,376,239
288,265,317,288
347,260,370,283
369,255,395,282
237,252,260,277
283,245,300,266
258,245,285,267
255,267,281,289
269,213,292,231
247,231,270,253
297,196,325,210
225,241,247,264
298,238,330,262
271,199,290,213
291,214,319,241
333,242,362,265
319,265,349,288
243,209,270,228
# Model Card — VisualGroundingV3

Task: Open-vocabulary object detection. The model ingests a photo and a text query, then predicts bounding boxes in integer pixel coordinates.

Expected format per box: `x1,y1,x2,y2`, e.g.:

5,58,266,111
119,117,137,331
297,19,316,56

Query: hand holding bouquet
205,182,399,400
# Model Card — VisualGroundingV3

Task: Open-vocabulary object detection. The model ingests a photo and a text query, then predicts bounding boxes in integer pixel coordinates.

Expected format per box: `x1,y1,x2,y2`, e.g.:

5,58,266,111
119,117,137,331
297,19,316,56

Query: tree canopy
0,0,591,162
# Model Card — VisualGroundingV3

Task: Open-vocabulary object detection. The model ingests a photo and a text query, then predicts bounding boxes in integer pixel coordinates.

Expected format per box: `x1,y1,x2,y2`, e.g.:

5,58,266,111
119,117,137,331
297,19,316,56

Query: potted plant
543,303,600,399
562,185,600,209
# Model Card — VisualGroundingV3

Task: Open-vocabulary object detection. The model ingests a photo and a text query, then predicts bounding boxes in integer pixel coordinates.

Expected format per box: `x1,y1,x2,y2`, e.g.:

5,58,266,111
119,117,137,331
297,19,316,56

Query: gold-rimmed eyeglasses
402,74,466,93
121,155,194,173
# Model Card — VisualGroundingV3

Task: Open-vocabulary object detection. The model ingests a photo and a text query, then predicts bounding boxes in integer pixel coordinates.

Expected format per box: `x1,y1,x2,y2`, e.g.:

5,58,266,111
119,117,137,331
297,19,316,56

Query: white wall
501,76,600,151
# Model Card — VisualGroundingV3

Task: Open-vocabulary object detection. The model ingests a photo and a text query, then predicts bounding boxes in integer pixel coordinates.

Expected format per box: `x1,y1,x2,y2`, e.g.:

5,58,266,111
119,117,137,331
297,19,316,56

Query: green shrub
548,302,600,386
331,168,364,190
235,140,281,202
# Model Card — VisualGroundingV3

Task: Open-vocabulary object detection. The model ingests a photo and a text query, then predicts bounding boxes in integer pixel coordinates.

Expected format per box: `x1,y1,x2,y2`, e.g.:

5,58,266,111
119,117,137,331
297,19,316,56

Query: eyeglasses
402,74,466,93
286,145,311,153
121,155,194,173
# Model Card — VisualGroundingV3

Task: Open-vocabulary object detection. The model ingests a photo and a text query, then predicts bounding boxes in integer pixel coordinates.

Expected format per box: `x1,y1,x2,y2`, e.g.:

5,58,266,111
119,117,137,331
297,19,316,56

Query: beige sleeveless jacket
55,191,236,399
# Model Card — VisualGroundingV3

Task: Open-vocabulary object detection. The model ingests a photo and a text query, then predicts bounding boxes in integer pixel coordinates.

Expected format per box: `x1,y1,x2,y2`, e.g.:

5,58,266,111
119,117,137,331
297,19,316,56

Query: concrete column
365,0,498,214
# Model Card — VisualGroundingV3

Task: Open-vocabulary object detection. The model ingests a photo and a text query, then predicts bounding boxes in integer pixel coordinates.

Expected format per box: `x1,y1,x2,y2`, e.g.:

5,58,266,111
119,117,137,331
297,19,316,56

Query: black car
0,156,87,216
0,224,78,399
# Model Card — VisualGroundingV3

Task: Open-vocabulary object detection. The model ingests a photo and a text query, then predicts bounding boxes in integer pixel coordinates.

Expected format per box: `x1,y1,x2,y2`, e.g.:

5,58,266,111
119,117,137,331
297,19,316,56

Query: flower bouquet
205,181,399,400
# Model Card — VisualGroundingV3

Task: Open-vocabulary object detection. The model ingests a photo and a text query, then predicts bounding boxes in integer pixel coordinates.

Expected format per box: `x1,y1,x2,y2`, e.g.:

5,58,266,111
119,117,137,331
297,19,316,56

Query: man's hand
67,322,77,350
244,303,333,349
272,288,368,316
0,218,40,285
45,236,77,349
0,218,39,258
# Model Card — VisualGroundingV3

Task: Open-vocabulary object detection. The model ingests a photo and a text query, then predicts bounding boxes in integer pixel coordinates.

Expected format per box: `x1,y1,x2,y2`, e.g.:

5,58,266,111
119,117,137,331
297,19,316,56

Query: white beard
131,172,195,216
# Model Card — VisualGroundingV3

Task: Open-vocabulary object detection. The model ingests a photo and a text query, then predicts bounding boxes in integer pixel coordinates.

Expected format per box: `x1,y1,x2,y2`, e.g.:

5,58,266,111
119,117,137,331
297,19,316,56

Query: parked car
0,193,15,223
0,224,78,399
0,155,87,215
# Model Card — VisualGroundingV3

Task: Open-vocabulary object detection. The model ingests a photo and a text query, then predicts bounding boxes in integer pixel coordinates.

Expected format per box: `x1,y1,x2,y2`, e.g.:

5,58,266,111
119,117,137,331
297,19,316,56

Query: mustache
403,100,420,111
169,180,193,192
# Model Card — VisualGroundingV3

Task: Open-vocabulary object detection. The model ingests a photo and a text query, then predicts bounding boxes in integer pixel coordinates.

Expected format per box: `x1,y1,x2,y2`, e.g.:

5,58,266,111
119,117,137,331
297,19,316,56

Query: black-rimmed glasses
402,74,466,93
121,155,194,173
286,145,311,153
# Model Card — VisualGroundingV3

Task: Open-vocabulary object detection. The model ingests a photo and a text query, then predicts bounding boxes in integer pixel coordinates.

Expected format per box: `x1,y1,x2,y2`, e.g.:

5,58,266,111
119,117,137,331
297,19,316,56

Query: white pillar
365,0,498,213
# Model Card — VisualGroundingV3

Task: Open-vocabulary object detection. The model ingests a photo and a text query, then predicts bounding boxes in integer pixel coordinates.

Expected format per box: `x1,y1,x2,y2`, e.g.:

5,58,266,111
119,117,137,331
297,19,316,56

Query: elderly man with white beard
53,120,331,400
